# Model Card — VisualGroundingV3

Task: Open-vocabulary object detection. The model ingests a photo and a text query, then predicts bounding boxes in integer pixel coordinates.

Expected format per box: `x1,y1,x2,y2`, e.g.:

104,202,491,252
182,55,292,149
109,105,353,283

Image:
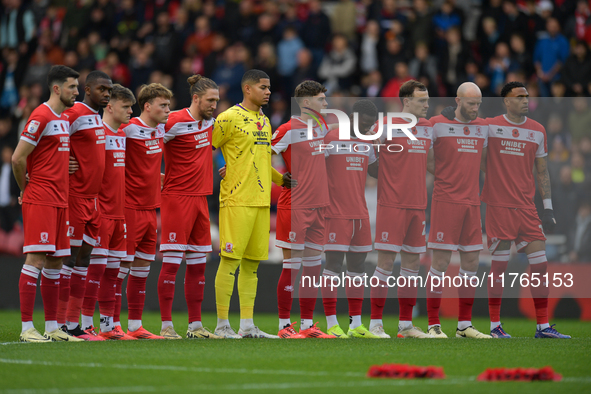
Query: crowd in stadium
1,0,590,260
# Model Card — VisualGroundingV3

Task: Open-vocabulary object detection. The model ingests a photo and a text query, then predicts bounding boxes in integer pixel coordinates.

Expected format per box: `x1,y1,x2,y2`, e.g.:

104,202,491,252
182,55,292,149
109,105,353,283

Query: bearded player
321,99,380,338
426,82,491,338
121,83,172,339
272,81,334,339
60,71,113,340
157,75,222,340
482,81,570,338
369,80,435,339
13,65,83,342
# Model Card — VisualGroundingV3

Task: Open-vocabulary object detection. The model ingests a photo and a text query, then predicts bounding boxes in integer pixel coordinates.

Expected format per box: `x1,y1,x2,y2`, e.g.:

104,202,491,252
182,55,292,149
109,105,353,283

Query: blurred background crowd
0,0,590,262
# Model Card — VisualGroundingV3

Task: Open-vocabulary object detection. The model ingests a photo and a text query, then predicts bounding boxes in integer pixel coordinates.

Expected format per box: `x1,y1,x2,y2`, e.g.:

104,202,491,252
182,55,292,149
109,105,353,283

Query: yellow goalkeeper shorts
218,206,270,261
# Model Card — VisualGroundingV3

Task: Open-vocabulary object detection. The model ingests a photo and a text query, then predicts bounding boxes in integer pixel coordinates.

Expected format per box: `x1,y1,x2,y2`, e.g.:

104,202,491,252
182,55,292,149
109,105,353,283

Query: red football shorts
485,205,546,253
428,200,483,252
375,205,426,254
22,203,70,257
124,208,157,262
68,195,100,247
324,218,372,253
91,217,127,258
160,194,212,253
276,207,325,251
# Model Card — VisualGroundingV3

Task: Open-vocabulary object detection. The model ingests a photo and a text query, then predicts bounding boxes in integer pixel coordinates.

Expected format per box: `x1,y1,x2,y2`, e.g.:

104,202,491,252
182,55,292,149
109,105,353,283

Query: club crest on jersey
67,226,75,237
463,126,470,136
168,232,177,243
476,127,483,137
27,120,40,134
288,231,297,242
225,242,233,253
40,232,49,244
328,233,336,243
436,232,444,243
284,285,294,292
527,131,535,141
424,128,429,137
512,129,519,138
381,232,389,243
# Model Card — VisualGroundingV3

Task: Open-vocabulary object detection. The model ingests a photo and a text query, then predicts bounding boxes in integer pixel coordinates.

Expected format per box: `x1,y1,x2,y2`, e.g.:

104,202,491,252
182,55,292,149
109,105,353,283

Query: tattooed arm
535,156,551,200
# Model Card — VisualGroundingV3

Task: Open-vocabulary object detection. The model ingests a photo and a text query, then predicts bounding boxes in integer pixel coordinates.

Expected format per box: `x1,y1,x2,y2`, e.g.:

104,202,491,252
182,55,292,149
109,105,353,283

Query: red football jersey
162,109,213,196
324,130,376,219
271,116,329,209
20,103,70,207
481,115,547,209
374,116,433,210
430,115,488,206
99,123,126,219
63,102,106,198
123,117,165,210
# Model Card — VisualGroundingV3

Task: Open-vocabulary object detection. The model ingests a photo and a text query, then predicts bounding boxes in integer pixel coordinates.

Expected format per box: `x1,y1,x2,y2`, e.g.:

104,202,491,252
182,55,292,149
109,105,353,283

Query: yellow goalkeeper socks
237,258,259,320
215,256,240,320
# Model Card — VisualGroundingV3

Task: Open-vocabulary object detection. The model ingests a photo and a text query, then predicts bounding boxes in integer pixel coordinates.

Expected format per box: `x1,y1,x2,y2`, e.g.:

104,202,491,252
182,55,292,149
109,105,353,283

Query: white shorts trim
50,248,70,257
427,242,458,251
108,250,127,258
516,241,529,252
187,244,213,253
488,238,501,254
23,245,56,253
123,254,134,262
374,242,402,253
349,245,373,253
458,244,483,252
69,239,83,247
91,247,109,257
83,234,97,247
304,242,324,251
135,251,156,261
324,244,350,252
401,244,427,254
275,240,305,251
160,243,187,252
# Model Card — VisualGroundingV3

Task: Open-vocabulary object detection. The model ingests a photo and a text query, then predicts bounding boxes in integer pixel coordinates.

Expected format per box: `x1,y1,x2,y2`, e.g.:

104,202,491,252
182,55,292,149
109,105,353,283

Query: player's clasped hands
218,166,297,189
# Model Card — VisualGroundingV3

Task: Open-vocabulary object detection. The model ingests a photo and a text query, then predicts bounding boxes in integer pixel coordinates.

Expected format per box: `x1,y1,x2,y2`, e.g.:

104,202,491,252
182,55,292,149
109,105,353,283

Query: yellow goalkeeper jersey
213,104,273,207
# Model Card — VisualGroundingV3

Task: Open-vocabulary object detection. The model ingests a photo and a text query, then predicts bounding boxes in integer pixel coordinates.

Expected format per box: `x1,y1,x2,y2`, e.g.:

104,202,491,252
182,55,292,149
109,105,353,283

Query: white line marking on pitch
0,358,366,377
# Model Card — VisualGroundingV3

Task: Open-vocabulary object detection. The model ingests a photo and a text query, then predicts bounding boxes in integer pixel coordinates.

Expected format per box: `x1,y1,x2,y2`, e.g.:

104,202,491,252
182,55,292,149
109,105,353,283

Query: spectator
331,0,357,42
292,48,318,91
562,40,591,96
437,27,468,96
301,0,332,68
554,165,580,238
488,42,519,94
0,48,26,115
379,0,408,33
568,97,591,142
500,0,528,43
432,0,462,37
381,61,412,97
203,33,228,78
276,3,302,37
407,0,433,49
150,11,178,75
509,34,533,77
184,15,215,58
248,13,278,53
277,26,304,94
565,0,591,45
571,152,588,186
0,145,19,233
360,20,380,74
361,70,383,97
0,0,35,50
254,42,279,91
409,42,438,90
318,34,357,93
213,45,245,104
479,17,501,67
380,36,406,82
533,18,570,97
569,201,591,262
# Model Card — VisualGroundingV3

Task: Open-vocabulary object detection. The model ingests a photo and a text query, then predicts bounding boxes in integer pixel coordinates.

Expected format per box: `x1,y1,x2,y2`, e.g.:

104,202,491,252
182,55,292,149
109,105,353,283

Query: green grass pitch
0,311,589,393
